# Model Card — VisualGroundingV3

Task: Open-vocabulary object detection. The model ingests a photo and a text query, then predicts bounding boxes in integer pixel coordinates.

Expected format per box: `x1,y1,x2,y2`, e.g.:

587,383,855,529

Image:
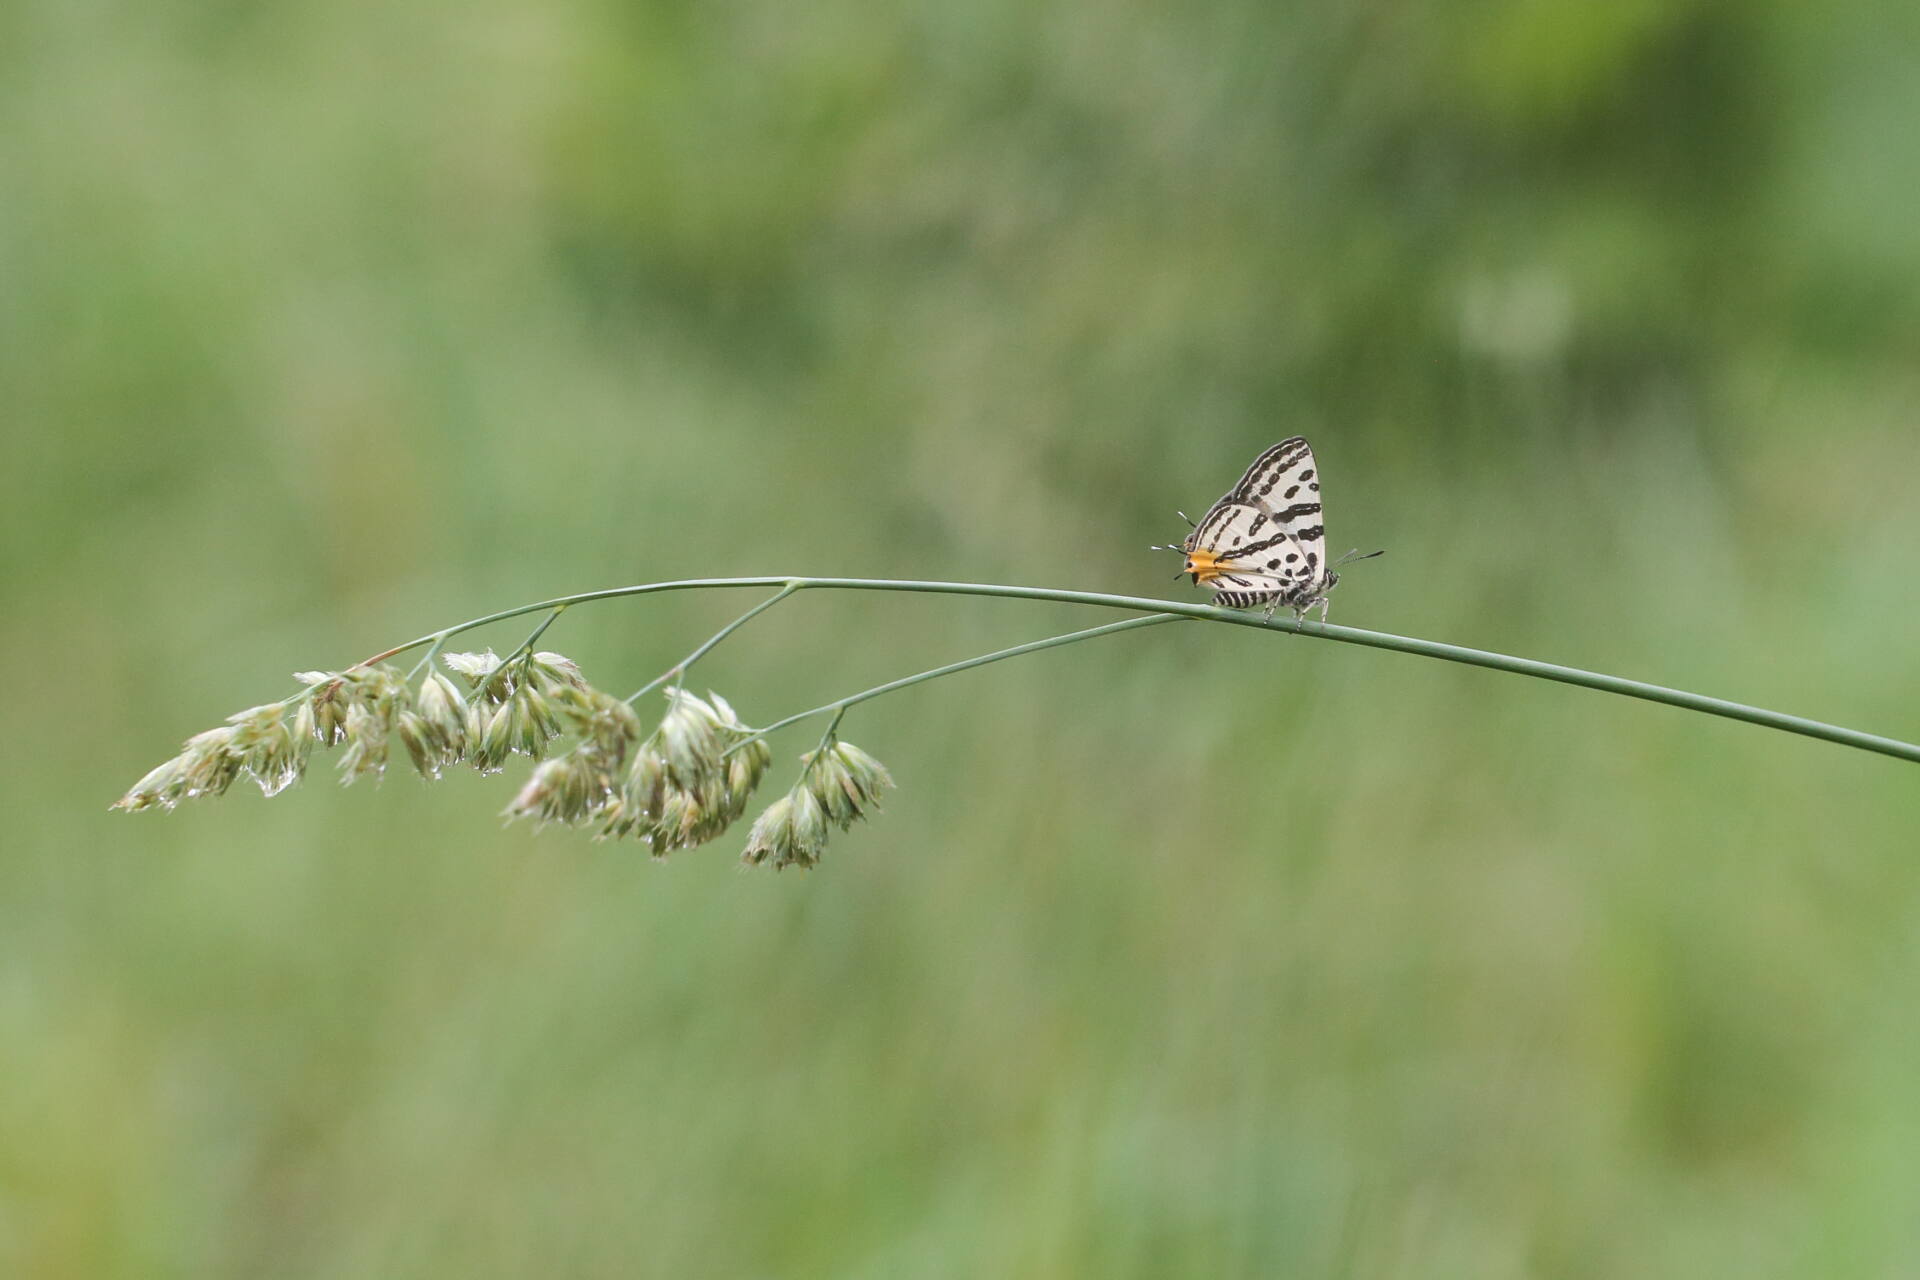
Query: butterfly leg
1316,596,1332,624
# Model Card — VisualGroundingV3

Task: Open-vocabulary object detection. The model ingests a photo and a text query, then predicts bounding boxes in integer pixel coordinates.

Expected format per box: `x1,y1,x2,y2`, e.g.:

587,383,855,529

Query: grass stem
730,614,1185,752
348,576,1920,767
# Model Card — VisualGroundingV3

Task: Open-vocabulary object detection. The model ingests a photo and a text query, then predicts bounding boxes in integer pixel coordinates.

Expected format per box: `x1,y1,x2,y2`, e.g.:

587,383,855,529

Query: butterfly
1152,437,1381,622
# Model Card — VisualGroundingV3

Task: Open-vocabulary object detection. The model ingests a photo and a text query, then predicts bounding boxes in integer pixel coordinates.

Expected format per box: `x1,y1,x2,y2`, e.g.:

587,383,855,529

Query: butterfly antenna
1177,510,1196,528
1335,547,1384,567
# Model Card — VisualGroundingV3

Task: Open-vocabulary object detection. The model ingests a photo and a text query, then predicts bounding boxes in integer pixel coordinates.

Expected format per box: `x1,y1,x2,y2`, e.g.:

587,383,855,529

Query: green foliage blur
6,1,1920,1274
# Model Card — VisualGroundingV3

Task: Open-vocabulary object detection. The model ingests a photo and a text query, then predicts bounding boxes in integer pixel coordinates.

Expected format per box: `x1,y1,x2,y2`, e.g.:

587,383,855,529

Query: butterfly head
1149,532,1206,582
1151,527,1232,584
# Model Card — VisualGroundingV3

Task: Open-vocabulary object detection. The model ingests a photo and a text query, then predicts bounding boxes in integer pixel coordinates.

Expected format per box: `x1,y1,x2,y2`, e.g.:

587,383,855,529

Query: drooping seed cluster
115,649,893,869
742,740,896,870
515,687,771,852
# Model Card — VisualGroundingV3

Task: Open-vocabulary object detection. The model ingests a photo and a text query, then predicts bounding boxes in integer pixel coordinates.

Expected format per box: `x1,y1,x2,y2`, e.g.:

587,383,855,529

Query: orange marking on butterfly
1184,547,1230,583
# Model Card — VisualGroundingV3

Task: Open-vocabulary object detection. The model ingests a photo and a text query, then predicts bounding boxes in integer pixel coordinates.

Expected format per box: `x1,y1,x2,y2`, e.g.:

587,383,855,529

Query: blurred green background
6,0,1920,1275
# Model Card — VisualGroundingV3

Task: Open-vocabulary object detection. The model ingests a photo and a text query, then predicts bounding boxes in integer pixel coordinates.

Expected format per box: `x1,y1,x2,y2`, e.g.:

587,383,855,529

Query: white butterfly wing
1230,436,1327,588
1187,499,1262,557
1227,437,1310,504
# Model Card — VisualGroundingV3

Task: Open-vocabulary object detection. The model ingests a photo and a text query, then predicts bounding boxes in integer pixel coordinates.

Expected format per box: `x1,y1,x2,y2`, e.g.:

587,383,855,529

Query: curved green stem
344,576,1920,767
732,614,1184,754
626,583,799,704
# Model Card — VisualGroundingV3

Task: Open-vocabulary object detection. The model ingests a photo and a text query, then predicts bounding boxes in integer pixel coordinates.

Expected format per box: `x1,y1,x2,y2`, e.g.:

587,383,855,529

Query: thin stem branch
730,614,1186,753
341,576,1920,768
405,633,451,682
505,606,566,667
626,582,800,704
811,705,850,757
